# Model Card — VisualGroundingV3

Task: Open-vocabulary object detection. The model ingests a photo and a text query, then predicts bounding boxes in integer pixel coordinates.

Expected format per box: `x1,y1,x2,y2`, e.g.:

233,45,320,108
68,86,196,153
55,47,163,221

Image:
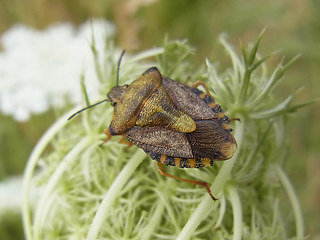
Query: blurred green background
0,0,319,239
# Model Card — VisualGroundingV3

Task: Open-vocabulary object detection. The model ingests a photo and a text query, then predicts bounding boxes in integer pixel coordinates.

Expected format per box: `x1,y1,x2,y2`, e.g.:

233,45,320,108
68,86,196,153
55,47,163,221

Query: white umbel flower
0,20,115,121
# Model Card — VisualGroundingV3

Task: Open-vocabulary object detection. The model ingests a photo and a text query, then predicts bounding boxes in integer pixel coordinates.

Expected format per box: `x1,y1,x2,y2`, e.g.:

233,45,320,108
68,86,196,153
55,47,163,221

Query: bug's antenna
116,50,126,87
68,51,125,121
67,99,109,120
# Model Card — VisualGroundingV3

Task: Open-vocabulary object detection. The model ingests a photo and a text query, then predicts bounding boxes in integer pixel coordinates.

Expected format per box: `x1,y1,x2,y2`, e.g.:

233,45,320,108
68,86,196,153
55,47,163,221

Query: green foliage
23,34,306,240
0,211,24,240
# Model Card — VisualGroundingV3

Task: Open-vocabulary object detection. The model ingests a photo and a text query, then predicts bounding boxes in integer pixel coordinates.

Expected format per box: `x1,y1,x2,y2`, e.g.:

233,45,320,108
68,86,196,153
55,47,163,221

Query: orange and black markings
189,87,233,132
147,152,213,168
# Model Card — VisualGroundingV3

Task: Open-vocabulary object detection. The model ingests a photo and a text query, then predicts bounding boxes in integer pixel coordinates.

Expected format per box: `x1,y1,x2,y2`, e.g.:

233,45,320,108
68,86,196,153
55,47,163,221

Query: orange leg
101,128,112,145
228,118,241,122
156,162,217,201
102,128,132,147
192,81,212,96
117,137,133,148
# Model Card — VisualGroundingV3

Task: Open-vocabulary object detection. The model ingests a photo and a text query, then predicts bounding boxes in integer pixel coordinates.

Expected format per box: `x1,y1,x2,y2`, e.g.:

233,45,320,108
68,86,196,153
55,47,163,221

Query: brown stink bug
69,51,237,201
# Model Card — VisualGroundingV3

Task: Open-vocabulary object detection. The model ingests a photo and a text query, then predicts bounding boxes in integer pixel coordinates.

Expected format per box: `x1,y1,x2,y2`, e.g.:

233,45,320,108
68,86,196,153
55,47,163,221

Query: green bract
23,33,306,240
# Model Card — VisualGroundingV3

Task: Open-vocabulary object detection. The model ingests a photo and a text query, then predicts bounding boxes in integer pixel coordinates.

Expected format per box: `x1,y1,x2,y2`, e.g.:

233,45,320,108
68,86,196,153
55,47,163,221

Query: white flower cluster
0,20,115,121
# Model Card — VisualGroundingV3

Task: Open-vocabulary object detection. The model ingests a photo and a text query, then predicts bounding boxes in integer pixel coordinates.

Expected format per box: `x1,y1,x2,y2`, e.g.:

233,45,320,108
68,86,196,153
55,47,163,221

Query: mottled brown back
125,126,193,158
186,120,237,160
162,78,217,120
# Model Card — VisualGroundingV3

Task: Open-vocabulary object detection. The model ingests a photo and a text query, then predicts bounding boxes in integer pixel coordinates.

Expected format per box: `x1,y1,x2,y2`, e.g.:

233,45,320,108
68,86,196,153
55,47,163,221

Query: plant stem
227,184,242,240
275,165,304,239
140,201,165,240
125,48,164,64
22,108,78,240
33,137,92,240
86,149,146,240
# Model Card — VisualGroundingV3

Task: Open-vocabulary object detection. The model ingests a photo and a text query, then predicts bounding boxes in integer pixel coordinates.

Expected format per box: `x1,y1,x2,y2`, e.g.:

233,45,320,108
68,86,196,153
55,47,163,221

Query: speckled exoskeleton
69,52,237,201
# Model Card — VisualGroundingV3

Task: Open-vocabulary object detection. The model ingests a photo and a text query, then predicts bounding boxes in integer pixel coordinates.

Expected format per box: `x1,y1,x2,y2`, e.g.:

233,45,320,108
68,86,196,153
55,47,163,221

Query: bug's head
107,84,129,106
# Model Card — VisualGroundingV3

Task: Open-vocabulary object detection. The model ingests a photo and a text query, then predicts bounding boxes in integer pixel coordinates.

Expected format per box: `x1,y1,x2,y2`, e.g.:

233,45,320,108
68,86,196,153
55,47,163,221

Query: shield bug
69,51,237,201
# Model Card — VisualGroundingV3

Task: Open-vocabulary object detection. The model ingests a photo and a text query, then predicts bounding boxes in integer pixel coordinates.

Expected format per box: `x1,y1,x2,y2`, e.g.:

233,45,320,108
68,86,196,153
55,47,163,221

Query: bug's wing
162,78,217,120
186,120,237,160
136,86,196,133
125,126,193,158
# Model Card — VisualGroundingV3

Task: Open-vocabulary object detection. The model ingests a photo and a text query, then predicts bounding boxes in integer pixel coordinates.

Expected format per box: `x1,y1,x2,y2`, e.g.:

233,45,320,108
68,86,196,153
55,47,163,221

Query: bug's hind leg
192,81,212,96
156,162,217,201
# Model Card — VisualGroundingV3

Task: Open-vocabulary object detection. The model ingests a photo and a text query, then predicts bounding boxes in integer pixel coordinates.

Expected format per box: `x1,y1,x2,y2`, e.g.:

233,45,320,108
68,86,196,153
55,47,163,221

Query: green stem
275,165,304,239
140,201,165,240
213,195,226,229
22,108,78,240
176,120,244,240
238,68,251,104
33,137,92,240
86,149,146,240
125,48,164,64
227,184,242,240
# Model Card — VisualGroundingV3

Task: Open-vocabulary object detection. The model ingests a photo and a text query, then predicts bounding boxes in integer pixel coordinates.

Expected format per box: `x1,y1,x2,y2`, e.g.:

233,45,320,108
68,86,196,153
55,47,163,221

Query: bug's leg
228,118,241,122
118,137,133,148
192,81,212,96
101,128,112,145
102,128,132,147
156,162,217,201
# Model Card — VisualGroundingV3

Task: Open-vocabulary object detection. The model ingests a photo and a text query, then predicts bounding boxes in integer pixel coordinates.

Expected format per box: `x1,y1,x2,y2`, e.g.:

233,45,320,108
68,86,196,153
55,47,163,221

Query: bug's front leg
101,128,112,145
156,162,217,201
102,128,132,148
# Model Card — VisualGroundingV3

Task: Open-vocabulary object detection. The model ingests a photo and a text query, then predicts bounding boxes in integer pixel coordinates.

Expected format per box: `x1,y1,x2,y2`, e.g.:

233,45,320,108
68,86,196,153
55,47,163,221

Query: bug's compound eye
107,95,118,107
107,85,128,107
111,101,117,107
